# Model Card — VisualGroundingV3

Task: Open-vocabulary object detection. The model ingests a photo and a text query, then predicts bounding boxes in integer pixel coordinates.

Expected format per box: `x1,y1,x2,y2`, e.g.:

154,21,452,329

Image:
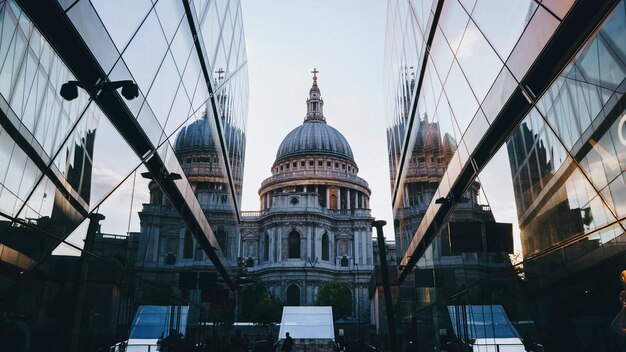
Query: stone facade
241,72,374,322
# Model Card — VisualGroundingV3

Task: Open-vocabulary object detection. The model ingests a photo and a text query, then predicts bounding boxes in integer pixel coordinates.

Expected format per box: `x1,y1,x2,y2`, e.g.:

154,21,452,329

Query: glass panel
471,0,536,60
600,0,626,65
462,109,488,153
51,217,89,254
66,0,120,73
455,22,503,103
91,0,152,52
430,29,454,82
88,106,142,209
145,50,181,129
154,0,184,44
506,6,559,81
603,173,626,218
93,168,149,236
482,66,518,124
162,80,193,141
438,0,469,55
170,11,195,80
444,60,478,133
541,0,575,20
122,10,168,93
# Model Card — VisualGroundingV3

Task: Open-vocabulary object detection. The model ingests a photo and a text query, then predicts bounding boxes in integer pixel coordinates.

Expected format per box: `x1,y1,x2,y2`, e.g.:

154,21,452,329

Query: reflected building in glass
0,0,248,350
385,0,626,351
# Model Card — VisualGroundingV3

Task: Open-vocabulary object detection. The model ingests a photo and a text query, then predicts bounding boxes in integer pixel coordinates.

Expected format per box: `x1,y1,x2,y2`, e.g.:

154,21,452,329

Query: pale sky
240,0,395,236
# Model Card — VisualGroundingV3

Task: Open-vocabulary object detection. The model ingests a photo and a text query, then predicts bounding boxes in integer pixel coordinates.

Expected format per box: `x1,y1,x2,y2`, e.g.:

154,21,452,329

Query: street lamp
60,79,139,101
352,260,361,337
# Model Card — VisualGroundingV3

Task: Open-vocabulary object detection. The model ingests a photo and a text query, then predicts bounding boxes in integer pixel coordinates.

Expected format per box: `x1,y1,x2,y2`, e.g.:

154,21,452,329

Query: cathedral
136,71,374,323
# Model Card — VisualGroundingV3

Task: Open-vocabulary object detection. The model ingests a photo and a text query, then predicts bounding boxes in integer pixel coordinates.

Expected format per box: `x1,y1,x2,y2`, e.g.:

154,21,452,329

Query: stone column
276,227,282,263
326,188,330,209
307,226,312,260
354,229,360,265
361,229,367,265
337,187,341,210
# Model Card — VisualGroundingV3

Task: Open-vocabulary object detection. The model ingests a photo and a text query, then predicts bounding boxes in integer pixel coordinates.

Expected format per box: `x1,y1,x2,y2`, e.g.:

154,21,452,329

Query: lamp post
353,260,361,337
372,220,397,352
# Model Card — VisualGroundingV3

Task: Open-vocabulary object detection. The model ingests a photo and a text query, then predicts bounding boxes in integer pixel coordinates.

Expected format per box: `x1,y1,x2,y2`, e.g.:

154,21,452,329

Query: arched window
264,233,270,261
321,233,329,261
287,285,300,306
288,231,300,259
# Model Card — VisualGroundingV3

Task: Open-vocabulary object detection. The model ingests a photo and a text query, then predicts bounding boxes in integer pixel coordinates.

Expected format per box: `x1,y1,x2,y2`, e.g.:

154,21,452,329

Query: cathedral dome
174,116,216,153
276,120,354,163
174,114,244,155
274,70,354,164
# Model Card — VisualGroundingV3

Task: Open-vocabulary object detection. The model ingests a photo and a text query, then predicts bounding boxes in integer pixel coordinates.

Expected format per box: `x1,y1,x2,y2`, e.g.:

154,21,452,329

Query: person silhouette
281,332,293,352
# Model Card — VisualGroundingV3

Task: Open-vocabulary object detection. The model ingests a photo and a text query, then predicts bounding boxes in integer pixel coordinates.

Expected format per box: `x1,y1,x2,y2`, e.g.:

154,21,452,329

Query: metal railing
110,342,159,352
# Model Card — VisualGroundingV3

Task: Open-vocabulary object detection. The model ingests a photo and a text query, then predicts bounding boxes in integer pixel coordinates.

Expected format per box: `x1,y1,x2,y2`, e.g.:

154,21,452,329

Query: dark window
301,161,305,167
293,162,297,168
327,161,331,167
342,164,345,169
335,162,339,168
288,231,300,258
309,160,314,166
287,285,300,306
322,233,329,261
183,230,194,259
319,160,323,166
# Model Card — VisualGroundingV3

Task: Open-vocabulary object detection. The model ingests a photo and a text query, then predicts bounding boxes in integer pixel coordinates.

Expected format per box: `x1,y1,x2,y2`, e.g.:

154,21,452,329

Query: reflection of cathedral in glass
387,70,516,341
135,101,244,308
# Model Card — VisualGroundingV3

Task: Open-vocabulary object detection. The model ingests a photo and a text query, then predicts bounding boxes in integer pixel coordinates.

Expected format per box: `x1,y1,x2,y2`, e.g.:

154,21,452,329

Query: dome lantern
305,68,325,123
275,69,355,164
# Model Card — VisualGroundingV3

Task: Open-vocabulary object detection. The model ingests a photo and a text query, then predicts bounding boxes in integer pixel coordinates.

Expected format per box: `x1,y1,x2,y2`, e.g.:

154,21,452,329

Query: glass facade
385,0,626,351
0,0,247,350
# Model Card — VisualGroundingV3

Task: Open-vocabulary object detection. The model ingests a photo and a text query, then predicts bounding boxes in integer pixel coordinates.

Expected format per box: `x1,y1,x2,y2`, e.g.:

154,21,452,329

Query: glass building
385,0,626,351
0,0,248,350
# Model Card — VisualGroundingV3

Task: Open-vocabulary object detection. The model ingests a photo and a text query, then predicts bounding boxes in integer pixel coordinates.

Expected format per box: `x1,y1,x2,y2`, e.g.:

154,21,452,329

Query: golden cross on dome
311,68,319,83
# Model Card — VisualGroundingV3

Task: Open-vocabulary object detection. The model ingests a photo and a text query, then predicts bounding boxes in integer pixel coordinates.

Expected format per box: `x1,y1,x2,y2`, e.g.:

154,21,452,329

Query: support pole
70,213,105,352
372,220,397,352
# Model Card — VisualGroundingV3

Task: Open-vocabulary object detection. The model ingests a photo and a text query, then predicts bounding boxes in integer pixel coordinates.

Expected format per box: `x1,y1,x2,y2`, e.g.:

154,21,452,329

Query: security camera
120,82,139,100
59,79,139,101
60,81,79,100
